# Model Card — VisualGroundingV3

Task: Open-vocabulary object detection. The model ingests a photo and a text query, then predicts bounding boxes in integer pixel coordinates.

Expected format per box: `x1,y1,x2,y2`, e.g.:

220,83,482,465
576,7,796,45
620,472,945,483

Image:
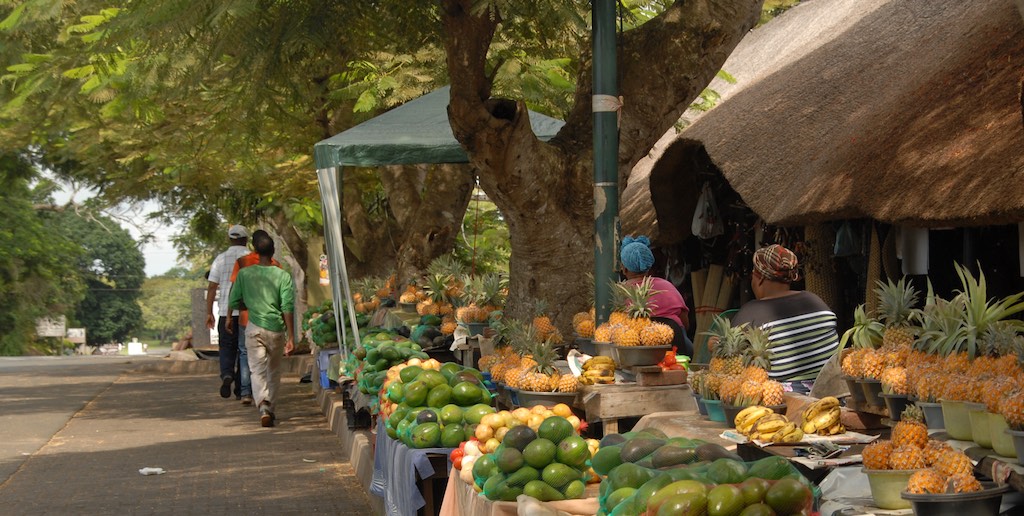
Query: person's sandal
241,396,254,406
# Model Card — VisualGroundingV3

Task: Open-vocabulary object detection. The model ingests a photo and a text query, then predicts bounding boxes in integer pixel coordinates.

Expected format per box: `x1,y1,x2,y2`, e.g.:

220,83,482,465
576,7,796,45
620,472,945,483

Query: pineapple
614,327,641,347
875,277,920,349
618,276,661,336
906,469,947,494
577,318,596,339
924,440,953,466
523,336,560,392
718,375,744,405
593,322,615,343
862,440,893,470
880,366,908,395
891,405,928,449
707,318,746,376
999,389,1024,430
531,300,562,345
762,380,785,406
839,304,884,363
982,377,1015,413
557,373,579,393
741,325,773,381
888,444,926,470
640,322,674,346
860,348,885,380
947,472,983,493
736,380,763,407
914,371,943,403
440,317,458,335
933,449,973,478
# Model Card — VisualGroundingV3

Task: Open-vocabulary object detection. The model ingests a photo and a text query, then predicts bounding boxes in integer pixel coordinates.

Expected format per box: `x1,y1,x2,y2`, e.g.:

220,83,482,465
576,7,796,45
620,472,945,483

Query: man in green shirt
227,232,295,427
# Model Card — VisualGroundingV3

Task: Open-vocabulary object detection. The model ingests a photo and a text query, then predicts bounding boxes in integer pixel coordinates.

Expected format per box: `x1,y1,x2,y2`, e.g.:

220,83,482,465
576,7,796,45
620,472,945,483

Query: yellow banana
584,368,614,378
826,421,845,435
768,422,797,443
735,406,774,434
778,427,804,443
594,376,615,384
754,414,789,436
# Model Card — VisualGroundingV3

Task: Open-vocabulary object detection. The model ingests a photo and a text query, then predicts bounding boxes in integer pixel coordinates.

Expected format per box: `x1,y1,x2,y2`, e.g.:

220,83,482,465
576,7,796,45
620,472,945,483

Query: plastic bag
691,182,724,239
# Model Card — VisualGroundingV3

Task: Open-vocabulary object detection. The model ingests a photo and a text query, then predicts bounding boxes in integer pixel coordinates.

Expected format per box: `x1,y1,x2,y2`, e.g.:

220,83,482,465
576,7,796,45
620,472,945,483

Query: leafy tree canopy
0,152,84,354
139,270,201,344
52,210,145,344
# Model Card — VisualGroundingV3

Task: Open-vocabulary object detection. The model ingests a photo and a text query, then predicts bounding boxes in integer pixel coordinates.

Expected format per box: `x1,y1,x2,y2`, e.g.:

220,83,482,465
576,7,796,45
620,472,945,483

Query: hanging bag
692,182,724,239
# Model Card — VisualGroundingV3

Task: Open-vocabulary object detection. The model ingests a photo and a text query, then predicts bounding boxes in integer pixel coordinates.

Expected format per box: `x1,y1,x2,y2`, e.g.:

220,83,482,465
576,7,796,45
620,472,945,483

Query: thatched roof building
622,0,1024,244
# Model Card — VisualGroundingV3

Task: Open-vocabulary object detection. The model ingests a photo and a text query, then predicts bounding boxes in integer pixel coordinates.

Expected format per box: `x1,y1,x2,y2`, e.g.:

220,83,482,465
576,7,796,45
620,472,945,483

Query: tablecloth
371,420,456,516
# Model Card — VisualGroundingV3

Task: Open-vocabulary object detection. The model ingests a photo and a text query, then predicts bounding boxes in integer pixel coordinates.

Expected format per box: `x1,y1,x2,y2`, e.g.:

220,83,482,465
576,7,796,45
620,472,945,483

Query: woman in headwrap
619,235,692,356
731,244,841,396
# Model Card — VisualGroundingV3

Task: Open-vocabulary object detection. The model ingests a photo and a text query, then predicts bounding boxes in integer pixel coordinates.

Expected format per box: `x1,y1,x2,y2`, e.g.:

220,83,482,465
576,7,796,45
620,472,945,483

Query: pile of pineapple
693,320,785,407
840,269,1024,433
478,319,578,394
351,275,397,314
863,406,983,494
454,273,506,326
583,277,675,347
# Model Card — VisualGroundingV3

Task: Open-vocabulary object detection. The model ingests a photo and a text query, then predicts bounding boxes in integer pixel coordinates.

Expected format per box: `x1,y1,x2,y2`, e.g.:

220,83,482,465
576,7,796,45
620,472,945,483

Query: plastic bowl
916,400,945,430
967,403,992,448
703,399,726,423
901,482,1010,516
843,376,867,404
593,341,618,363
940,399,974,440
512,389,578,408
1006,428,1024,464
863,468,920,509
880,393,912,421
988,412,1017,458
614,344,671,367
859,379,884,408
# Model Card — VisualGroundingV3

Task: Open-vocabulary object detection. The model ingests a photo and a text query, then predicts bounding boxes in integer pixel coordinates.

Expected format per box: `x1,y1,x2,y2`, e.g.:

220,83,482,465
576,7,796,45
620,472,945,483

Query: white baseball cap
228,225,249,239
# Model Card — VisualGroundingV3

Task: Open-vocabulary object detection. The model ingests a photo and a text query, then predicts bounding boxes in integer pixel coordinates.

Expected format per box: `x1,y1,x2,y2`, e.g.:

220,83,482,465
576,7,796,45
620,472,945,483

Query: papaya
399,365,423,384
705,458,748,485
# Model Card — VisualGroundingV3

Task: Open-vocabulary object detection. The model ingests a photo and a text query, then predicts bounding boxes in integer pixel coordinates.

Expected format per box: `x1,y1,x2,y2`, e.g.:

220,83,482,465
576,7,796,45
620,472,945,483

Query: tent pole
317,167,361,359
592,0,619,326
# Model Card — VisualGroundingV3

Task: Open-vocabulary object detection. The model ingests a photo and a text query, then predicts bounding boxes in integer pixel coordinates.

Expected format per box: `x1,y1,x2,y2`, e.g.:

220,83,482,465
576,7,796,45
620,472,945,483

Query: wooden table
579,383,695,434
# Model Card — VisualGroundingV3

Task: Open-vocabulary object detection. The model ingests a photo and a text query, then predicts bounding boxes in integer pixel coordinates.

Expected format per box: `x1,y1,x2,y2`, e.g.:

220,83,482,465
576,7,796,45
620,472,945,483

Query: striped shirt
731,291,840,382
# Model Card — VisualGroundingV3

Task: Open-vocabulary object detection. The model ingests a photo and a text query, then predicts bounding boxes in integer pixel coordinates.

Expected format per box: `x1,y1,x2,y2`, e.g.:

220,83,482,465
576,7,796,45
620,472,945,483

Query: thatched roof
622,0,1024,242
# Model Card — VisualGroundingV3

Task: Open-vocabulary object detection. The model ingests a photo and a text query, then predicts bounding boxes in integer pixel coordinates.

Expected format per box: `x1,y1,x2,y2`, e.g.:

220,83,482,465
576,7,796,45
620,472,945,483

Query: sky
50,181,182,277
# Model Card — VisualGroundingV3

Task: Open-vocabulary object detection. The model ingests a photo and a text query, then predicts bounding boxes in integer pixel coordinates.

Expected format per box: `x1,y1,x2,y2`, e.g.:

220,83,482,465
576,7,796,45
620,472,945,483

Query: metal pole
593,0,619,326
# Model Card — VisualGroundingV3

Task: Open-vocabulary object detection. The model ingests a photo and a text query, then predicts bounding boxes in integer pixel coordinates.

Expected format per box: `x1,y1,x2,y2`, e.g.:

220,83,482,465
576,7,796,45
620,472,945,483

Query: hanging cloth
691,182,724,239
833,221,860,257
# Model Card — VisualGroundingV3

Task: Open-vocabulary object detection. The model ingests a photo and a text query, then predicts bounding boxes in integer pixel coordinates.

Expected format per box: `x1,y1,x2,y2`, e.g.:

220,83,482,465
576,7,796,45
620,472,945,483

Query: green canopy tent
313,86,564,356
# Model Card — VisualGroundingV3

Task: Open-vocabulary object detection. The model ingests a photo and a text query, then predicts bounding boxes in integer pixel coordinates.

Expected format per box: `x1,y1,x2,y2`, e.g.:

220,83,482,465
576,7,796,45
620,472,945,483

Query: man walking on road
205,225,253,402
227,232,295,427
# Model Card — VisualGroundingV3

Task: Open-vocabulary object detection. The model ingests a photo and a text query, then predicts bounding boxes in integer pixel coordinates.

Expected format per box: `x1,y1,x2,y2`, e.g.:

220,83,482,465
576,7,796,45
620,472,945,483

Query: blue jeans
217,315,251,397
238,325,251,397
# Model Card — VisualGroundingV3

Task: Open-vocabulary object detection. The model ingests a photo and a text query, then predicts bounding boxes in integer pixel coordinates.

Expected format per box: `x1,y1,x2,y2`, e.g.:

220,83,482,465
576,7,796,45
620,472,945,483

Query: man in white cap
206,224,254,402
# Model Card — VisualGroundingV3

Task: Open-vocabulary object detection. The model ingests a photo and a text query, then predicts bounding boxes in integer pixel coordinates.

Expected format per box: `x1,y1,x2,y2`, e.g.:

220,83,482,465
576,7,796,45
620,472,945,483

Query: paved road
0,355,371,515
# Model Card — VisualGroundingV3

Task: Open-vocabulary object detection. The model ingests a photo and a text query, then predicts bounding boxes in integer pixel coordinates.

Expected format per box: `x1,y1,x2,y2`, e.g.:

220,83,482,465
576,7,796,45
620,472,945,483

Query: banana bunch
578,356,616,385
734,405,775,436
800,396,845,435
747,414,804,442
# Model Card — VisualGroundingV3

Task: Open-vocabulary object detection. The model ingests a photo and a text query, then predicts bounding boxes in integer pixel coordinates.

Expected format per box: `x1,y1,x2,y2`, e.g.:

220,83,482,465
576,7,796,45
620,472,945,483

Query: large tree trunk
441,0,763,329
338,164,475,285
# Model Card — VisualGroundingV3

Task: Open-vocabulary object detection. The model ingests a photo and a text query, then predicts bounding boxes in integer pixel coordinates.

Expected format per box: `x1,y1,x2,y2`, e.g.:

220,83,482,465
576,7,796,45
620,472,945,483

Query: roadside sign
67,328,87,344
35,316,67,338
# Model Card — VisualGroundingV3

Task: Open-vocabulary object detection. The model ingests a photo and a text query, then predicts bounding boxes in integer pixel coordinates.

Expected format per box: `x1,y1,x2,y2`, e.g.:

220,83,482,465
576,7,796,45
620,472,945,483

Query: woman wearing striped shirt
731,244,840,395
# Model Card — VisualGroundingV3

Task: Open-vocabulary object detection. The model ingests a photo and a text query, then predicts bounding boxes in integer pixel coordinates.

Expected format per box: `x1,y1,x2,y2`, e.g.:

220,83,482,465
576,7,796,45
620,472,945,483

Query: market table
580,383,696,434
372,421,457,516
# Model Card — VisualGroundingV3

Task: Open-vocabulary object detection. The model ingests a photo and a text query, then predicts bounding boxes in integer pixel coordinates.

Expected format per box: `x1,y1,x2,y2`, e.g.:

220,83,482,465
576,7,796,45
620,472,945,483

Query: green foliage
54,211,145,345
456,195,510,275
0,153,84,355
139,271,201,344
